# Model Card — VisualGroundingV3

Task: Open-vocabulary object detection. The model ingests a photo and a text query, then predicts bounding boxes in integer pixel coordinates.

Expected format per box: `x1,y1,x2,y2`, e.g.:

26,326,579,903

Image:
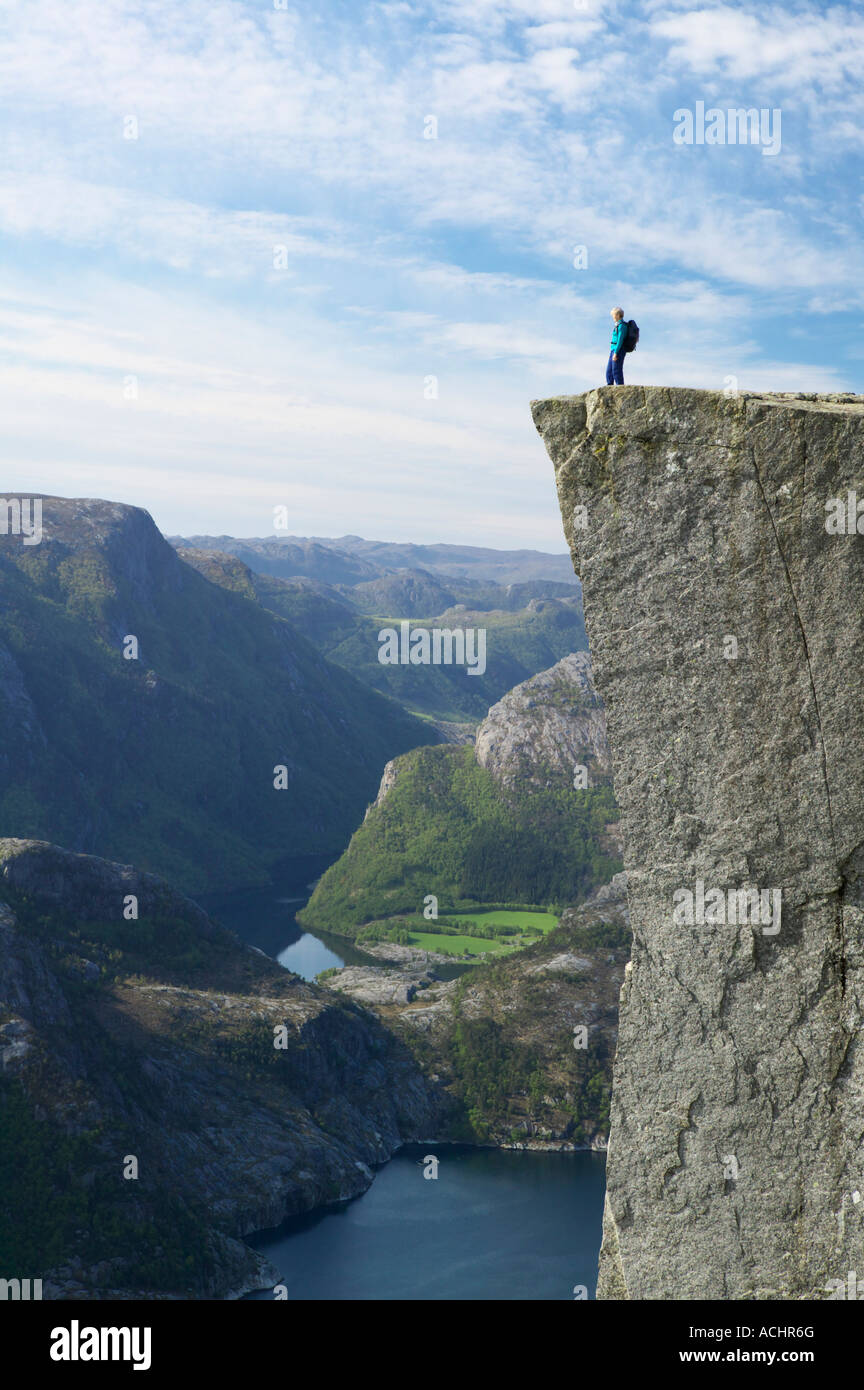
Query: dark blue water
247,1145,606,1301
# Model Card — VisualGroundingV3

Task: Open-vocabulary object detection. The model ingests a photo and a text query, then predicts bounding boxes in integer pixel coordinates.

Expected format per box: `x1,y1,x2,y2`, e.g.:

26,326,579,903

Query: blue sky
0,0,861,547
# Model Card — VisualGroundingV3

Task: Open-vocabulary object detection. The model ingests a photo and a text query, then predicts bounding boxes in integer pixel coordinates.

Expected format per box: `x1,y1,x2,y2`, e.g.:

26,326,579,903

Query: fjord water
248,1145,606,1301
205,879,606,1300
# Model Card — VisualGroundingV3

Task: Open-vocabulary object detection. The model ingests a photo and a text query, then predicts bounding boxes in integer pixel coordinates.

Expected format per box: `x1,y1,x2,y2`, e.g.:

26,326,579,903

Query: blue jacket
610,319,627,355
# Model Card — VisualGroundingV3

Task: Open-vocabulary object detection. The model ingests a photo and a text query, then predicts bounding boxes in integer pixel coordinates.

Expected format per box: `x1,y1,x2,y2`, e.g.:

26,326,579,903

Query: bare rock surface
320,966,430,1007
534,386,864,1300
475,652,609,788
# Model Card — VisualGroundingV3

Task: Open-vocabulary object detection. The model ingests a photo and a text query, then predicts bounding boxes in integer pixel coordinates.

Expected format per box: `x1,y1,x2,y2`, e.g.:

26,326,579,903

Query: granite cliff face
533,387,864,1300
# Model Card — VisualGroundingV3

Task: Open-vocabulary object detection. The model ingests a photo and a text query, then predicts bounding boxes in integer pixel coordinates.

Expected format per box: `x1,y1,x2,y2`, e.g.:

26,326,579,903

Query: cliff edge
532,386,864,1299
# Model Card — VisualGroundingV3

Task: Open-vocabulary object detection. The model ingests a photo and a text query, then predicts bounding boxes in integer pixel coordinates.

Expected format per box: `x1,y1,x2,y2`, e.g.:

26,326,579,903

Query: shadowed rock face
533,386,864,1300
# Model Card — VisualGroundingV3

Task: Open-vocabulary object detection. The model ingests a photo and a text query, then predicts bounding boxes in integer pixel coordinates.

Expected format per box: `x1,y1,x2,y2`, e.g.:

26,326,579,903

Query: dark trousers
606,352,624,385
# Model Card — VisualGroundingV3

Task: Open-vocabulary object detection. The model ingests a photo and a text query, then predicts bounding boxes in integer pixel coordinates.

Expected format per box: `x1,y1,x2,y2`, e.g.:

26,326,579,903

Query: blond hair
611,307,624,320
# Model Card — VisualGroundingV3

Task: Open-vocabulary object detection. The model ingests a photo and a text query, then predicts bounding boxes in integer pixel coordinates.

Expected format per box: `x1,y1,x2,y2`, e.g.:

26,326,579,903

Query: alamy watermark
672,878,781,936
50,1323,151,1370
825,1271,864,1300
0,497,42,545
825,490,864,534
0,1277,42,1300
378,622,486,676
673,101,781,157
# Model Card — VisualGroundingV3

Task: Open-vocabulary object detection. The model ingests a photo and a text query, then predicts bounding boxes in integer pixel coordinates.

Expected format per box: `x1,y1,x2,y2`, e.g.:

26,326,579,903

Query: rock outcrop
320,965,429,1006
475,652,610,789
533,386,864,1300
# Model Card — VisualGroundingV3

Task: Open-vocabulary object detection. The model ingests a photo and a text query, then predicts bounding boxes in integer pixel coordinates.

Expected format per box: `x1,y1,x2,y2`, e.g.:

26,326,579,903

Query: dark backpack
623,319,639,353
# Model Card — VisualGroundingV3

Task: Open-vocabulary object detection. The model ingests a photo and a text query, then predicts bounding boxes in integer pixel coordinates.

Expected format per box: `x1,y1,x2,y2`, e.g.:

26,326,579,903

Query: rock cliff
533,386,864,1300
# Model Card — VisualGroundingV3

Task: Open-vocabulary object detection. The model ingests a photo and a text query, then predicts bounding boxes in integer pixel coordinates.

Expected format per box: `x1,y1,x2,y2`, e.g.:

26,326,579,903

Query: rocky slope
475,651,610,789
0,496,428,894
533,386,864,1300
0,839,434,1299
322,874,629,1149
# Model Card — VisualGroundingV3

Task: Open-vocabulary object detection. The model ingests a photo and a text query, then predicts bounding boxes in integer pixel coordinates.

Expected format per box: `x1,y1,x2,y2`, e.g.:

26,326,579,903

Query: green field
407,931,511,957
440,910,559,933
403,908,559,958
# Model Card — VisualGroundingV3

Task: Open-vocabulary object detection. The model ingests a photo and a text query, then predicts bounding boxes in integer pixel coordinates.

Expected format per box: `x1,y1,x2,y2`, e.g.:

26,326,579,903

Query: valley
175,537,586,723
0,503,624,1301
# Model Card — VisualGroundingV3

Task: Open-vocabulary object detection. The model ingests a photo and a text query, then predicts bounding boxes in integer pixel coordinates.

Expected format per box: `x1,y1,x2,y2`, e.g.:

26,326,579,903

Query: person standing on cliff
606,307,626,386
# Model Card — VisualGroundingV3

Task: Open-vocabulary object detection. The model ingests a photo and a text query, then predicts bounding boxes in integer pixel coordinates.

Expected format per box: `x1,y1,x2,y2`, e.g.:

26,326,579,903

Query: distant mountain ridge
170,533,580,589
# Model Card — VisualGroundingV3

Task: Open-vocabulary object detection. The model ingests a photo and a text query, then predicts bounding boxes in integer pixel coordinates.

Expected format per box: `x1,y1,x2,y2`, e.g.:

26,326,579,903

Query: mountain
172,533,579,589
0,838,433,1299
535,386,864,1300
344,572,581,618
344,568,457,617
0,497,430,894
298,653,621,941
178,549,588,724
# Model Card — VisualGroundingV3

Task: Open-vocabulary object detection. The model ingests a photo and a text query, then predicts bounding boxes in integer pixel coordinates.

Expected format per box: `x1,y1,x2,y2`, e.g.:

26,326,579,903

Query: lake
246,1145,606,1301
201,880,473,982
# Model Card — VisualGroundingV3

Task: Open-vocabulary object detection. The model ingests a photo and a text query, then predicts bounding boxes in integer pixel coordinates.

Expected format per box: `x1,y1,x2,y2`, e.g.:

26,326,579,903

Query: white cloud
652,5,864,89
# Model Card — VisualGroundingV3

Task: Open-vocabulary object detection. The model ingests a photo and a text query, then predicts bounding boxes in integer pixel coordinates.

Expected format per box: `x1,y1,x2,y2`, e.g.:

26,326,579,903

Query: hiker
606,307,627,385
